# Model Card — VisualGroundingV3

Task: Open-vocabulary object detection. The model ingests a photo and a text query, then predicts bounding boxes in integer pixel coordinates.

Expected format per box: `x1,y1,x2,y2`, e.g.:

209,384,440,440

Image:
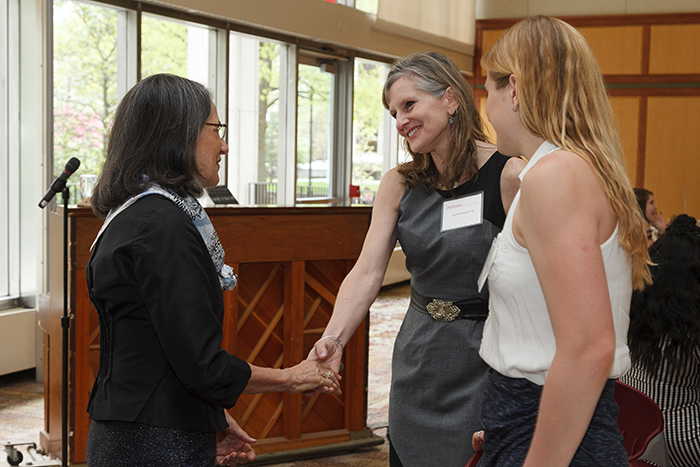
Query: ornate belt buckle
426,299,461,322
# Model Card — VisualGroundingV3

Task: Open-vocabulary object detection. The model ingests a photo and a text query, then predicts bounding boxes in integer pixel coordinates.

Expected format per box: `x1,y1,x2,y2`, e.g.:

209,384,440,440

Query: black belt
410,289,488,322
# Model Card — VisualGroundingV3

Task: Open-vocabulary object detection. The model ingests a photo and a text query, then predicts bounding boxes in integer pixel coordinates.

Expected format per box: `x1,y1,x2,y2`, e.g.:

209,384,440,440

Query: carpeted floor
0,282,410,467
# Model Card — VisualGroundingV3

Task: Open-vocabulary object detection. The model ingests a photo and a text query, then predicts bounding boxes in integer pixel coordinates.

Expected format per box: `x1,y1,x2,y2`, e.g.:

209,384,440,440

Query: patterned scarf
91,184,237,291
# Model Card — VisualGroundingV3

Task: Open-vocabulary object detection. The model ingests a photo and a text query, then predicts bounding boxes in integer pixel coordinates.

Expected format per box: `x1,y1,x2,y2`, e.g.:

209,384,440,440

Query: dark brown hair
91,74,212,217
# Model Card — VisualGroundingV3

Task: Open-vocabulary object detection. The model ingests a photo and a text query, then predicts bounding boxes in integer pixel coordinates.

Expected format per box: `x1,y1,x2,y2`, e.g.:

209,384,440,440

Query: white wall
476,0,700,19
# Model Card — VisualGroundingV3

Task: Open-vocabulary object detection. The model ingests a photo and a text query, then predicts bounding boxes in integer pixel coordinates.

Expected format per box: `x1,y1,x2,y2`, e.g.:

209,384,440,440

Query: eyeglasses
204,122,227,140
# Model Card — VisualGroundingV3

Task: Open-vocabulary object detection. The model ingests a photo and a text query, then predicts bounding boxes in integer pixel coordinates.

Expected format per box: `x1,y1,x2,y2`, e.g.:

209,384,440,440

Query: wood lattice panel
231,260,352,441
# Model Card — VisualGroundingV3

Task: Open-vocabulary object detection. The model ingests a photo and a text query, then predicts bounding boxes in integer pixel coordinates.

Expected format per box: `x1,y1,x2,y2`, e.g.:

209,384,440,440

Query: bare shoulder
374,167,406,209
519,149,610,228
522,149,593,191
378,167,406,193
503,156,527,179
476,141,498,167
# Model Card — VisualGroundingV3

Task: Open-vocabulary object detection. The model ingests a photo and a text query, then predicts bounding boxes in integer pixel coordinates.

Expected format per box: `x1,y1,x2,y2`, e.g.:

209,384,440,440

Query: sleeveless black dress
389,152,509,467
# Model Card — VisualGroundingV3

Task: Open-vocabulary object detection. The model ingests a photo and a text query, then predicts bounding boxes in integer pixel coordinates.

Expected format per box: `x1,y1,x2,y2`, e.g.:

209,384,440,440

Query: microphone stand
13,168,78,466
60,187,69,467
6,195,68,466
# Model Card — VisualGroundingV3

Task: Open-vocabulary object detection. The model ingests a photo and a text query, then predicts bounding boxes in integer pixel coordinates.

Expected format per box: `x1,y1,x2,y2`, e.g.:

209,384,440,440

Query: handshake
216,335,345,466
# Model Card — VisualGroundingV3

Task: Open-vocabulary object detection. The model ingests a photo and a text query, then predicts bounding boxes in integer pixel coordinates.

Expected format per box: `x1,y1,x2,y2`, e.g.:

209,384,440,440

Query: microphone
39,157,81,208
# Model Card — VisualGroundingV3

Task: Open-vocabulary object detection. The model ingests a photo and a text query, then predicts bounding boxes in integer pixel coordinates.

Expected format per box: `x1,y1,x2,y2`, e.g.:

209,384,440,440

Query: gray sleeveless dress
389,152,509,467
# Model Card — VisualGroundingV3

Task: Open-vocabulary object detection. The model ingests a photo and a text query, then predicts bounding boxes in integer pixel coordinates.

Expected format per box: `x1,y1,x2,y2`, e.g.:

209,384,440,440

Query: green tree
297,64,331,195
258,42,280,182
140,15,187,79
353,61,385,154
53,0,118,182
53,0,189,201
352,60,386,185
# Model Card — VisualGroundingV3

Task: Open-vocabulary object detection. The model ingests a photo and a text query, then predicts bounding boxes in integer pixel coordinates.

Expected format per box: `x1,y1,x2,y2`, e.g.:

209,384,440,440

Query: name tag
441,191,483,232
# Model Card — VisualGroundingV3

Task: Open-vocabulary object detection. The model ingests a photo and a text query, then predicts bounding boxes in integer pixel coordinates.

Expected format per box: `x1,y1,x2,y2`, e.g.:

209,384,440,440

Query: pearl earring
448,115,454,125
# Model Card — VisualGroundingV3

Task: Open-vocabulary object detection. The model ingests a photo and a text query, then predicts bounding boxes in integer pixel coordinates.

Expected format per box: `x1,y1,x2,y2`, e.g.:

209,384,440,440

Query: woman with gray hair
86,74,340,467
307,52,525,466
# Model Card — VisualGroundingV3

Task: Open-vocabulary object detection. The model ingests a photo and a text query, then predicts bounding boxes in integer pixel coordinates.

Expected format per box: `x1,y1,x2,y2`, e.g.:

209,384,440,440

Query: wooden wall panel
479,29,507,76
645,96,700,218
609,96,641,183
578,26,644,75
475,13,700,219
649,24,700,74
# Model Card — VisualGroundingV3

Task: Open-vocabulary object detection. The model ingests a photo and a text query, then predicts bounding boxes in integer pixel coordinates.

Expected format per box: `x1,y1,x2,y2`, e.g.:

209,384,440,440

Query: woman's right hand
304,336,344,397
282,359,342,395
307,336,344,373
648,208,668,234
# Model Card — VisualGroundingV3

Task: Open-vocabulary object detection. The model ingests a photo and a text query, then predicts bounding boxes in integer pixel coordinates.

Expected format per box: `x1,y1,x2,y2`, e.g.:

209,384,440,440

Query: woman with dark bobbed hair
621,214,700,467
86,74,340,467
308,52,526,467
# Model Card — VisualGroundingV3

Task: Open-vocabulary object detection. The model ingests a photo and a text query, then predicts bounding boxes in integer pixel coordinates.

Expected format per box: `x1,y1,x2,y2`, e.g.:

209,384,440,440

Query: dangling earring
448,115,454,125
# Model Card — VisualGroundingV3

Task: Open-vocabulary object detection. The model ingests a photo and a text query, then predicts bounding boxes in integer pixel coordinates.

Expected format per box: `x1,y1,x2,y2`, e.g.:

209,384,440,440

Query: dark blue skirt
86,420,216,467
477,370,628,467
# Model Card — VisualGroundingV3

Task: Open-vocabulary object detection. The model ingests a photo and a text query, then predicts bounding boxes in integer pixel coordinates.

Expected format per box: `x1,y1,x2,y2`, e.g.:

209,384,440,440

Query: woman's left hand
472,430,485,452
216,410,256,466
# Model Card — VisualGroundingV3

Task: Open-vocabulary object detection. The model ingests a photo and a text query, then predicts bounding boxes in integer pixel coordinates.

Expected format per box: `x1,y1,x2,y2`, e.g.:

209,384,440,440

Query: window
48,0,391,213
141,13,224,98
325,0,379,14
3,0,44,307
354,0,378,14
351,58,399,205
227,33,297,205
0,0,12,300
53,3,227,203
297,61,334,201
53,0,121,202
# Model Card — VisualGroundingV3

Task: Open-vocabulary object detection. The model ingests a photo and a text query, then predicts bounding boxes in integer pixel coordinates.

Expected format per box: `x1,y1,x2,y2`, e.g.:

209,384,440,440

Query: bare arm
307,168,405,369
514,150,618,467
242,360,342,394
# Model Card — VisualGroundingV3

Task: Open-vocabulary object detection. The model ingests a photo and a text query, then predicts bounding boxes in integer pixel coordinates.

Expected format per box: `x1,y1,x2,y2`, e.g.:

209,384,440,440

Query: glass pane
228,33,285,205
352,58,398,205
53,0,119,202
297,64,333,200
141,14,210,88
0,0,7,296
355,0,378,14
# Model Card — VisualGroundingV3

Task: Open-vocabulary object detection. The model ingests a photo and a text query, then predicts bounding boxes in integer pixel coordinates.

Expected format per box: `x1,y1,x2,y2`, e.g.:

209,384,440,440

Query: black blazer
86,195,251,432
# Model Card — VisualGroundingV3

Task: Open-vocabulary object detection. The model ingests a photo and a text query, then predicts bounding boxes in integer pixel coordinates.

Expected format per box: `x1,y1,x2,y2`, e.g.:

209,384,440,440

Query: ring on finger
325,370,332,379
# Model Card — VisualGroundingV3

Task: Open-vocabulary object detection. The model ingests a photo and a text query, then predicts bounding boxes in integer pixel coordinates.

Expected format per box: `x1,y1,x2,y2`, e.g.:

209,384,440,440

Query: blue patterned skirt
477,370,628,467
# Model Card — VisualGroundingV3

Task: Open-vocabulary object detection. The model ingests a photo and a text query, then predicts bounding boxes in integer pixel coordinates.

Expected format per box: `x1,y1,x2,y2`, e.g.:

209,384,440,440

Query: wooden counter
40,204,379,465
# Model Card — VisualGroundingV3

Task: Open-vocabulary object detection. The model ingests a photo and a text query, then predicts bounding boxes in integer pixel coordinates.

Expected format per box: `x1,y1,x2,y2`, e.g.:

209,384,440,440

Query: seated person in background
620,214,700,467
635,187,668,245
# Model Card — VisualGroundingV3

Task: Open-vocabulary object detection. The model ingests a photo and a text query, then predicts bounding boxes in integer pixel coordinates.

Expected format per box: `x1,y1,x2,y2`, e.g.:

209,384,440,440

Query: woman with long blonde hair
472,16,651,467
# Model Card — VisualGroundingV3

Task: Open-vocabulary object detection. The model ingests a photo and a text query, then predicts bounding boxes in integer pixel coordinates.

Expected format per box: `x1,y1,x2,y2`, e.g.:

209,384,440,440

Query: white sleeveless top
479,141,633,385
